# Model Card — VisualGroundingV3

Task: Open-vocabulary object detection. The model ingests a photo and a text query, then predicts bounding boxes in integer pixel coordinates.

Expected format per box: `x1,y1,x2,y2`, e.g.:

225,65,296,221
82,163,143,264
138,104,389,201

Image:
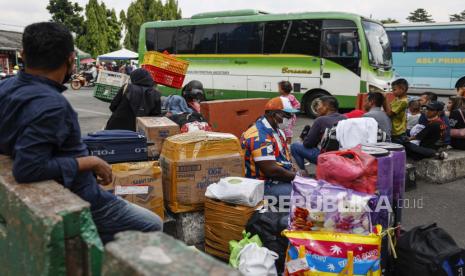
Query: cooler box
83,130,148,163
159,131,244,213
200,98,269,138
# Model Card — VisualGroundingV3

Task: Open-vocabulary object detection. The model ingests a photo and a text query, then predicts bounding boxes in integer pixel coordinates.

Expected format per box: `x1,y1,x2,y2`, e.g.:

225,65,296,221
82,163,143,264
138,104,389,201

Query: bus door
320,28,361,97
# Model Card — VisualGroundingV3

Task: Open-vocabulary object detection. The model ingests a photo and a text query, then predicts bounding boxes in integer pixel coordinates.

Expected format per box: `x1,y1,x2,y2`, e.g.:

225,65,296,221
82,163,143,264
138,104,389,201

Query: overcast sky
1,0,464,32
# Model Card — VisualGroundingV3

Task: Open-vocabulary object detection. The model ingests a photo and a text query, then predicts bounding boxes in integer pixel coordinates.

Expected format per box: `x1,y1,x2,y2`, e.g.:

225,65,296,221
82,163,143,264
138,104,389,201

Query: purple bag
290,176,374,235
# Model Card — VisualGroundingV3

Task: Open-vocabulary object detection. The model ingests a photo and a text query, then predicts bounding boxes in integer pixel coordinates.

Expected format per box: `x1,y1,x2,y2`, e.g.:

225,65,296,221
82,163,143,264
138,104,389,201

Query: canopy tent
98,48,138,61
75,47,91,59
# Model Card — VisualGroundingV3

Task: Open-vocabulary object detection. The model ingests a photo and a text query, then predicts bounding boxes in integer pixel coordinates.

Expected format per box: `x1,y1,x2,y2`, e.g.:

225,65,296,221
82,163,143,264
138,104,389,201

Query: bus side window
146,28,156,51
282,19,321,56
193,25,217,54
176,27,195,54
387,31,403,52
263,21,291,54
156,28,176,53
322,31,359,58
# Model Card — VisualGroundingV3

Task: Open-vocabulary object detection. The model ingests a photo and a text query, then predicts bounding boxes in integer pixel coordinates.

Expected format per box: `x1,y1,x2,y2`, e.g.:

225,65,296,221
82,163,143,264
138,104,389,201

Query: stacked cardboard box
136,117,180,158
109,161,164,220
204,198,261,260
159,131,244,213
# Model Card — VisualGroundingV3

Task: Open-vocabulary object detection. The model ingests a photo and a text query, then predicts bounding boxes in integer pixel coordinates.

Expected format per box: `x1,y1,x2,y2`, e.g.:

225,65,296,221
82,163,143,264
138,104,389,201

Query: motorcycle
70,72,96,90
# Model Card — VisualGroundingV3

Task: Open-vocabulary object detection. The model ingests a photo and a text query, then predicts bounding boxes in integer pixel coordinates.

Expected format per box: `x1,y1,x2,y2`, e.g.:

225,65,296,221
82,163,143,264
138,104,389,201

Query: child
384,78,409,144
278,81,300,143
407,100,421,135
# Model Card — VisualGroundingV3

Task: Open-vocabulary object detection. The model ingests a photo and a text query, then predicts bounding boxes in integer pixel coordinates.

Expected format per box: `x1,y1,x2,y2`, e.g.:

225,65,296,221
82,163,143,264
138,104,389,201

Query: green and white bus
138,10,393,117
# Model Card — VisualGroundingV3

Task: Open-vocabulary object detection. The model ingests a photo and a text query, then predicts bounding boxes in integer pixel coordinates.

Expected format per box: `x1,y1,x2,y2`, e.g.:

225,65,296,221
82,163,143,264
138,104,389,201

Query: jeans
91,197,163,244
290,142,320,170
264,181,292,210
403,142,436,161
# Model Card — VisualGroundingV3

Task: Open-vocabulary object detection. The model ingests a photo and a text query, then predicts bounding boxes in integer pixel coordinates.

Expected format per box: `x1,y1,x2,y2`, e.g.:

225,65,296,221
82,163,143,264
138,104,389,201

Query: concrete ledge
414,150,465,184
102,231,239,276
163,211,205,246
0,155,103,275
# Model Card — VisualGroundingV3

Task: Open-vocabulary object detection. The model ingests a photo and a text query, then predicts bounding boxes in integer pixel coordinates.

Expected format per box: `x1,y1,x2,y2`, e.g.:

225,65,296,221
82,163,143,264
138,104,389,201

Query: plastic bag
283,230,382,276
290,176,374,235
238,243,279,276
316,147,378,194
205,177,264,207
229,231,262,268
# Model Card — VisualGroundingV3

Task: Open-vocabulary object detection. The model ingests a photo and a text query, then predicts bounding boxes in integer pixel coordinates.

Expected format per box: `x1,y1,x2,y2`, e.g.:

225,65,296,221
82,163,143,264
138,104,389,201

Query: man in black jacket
105,68,161,131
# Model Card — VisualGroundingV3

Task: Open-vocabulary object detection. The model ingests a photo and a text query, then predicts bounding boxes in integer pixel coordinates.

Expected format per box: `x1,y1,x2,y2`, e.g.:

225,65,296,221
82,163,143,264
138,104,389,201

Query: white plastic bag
205,177,264,207
238,243,278,276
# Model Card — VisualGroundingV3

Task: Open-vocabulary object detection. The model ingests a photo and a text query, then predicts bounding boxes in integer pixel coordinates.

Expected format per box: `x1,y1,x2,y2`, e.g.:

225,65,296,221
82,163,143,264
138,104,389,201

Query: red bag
316,147,378,194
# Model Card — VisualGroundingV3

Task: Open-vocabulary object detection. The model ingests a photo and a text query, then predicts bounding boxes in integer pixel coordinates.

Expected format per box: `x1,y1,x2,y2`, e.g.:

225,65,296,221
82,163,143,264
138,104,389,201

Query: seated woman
448,96,465,150
105,68,161,131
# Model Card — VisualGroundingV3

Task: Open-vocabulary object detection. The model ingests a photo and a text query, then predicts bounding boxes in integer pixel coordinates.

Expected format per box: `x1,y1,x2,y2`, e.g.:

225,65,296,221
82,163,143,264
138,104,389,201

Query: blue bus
385,22,465,95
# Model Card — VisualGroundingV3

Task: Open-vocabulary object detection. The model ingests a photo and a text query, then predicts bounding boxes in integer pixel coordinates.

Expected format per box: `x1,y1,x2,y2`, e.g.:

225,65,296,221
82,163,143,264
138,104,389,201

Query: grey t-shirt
363,107,392,141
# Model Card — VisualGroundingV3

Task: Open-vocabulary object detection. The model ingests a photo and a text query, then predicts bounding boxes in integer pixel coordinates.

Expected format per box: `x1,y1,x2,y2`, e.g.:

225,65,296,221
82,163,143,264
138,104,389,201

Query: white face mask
278,117,290,130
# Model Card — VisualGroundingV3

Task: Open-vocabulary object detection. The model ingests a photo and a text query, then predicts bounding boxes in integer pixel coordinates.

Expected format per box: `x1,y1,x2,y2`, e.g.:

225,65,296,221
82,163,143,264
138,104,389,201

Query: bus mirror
402,32,407,52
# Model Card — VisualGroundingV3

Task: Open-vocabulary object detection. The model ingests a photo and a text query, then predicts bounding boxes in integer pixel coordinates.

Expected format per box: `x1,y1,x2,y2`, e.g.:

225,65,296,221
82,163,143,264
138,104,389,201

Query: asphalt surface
64,86,465,247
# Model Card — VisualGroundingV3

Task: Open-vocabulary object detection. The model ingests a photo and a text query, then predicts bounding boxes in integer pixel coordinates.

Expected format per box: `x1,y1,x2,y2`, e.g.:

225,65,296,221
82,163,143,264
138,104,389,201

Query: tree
406,8,434,22
380,18,399,24
122,0,182,51
47,0,84,35
450,10,465,22
76,0,109,57
107,9,122,51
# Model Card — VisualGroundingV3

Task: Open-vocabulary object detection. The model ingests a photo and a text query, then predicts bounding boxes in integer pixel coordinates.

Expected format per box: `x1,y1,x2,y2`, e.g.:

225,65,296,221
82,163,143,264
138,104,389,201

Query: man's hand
76,156,112,185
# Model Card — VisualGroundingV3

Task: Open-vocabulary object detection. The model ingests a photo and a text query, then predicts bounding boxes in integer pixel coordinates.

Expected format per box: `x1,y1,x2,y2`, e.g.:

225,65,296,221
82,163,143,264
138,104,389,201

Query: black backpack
395,223,464,276
245,211,289,274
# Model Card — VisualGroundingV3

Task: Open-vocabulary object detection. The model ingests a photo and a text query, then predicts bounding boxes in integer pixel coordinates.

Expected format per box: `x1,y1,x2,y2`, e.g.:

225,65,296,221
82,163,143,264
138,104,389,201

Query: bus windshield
362,21,392,69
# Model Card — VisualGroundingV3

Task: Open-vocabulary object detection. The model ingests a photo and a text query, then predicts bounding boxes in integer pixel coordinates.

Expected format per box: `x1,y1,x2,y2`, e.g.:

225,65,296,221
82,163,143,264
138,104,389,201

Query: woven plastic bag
283,230,382,276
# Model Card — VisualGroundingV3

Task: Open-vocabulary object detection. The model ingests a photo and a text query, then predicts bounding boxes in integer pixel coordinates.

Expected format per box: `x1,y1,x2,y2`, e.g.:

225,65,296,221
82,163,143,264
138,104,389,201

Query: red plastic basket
142,64,185,89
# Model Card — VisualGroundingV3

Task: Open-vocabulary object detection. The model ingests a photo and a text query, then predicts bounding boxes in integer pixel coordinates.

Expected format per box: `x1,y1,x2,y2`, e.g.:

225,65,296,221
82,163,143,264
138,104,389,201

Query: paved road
65,86,465,247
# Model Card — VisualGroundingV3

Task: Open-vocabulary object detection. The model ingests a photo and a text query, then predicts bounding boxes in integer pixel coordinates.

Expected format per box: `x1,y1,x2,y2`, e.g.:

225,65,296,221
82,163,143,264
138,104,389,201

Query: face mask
278,117,290,130
62,60,73,84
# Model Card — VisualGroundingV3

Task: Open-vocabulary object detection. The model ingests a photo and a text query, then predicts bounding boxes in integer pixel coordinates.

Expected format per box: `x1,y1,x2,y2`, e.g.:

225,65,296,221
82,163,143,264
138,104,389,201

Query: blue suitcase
83,130,148,163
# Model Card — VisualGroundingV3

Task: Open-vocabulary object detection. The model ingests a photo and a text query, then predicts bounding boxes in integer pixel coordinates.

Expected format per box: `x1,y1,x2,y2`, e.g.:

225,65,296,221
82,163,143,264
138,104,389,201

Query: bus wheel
303,92,326,119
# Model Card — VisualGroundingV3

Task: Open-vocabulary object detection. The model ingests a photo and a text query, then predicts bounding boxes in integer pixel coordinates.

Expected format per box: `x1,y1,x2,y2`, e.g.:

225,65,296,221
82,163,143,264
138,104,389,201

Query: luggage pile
141,51,189,89
93,70,129,102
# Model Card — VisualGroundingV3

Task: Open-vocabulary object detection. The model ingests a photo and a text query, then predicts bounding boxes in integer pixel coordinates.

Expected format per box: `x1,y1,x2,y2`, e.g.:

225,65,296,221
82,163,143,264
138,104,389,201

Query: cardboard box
200,98,269,138
110,161,164,220
204,198,261,260
160,131,245,213
136,117,180,158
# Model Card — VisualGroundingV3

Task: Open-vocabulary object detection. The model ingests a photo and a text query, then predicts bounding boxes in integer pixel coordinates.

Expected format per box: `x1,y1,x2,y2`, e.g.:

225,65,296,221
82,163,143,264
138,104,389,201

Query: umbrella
80,58,96,64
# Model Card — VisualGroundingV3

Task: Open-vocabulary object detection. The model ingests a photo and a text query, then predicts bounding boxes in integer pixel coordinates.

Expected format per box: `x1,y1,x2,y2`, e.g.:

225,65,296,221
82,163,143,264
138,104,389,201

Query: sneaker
435,151,448,160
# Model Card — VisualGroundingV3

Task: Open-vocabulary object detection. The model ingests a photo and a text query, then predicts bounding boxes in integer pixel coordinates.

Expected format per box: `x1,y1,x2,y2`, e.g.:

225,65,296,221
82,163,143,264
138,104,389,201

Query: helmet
182,80,204,101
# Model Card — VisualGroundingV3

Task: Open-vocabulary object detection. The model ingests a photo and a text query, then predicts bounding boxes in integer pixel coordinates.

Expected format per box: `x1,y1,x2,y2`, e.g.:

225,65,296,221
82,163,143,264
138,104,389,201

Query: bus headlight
368,85,384,93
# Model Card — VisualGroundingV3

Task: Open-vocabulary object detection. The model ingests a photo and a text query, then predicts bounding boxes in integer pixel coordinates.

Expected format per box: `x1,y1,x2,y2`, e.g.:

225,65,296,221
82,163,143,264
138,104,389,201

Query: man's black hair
420,91,438,101
367,92,384,107
320,95,339,111
278,81,292,94
22,22,74,70
392,78,409,92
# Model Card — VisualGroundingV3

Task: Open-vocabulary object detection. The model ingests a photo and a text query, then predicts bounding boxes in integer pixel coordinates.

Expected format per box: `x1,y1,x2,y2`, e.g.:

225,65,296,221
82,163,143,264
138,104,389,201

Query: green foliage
122,0,182,51
406,8,435,23
76,0,123,57
380,18,399,24
450,10,465,22
47,0,84,35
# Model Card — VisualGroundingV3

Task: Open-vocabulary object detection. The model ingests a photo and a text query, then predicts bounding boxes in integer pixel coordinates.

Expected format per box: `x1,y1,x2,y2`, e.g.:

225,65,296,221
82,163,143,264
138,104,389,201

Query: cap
265,96,300,113
425,101,445,111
